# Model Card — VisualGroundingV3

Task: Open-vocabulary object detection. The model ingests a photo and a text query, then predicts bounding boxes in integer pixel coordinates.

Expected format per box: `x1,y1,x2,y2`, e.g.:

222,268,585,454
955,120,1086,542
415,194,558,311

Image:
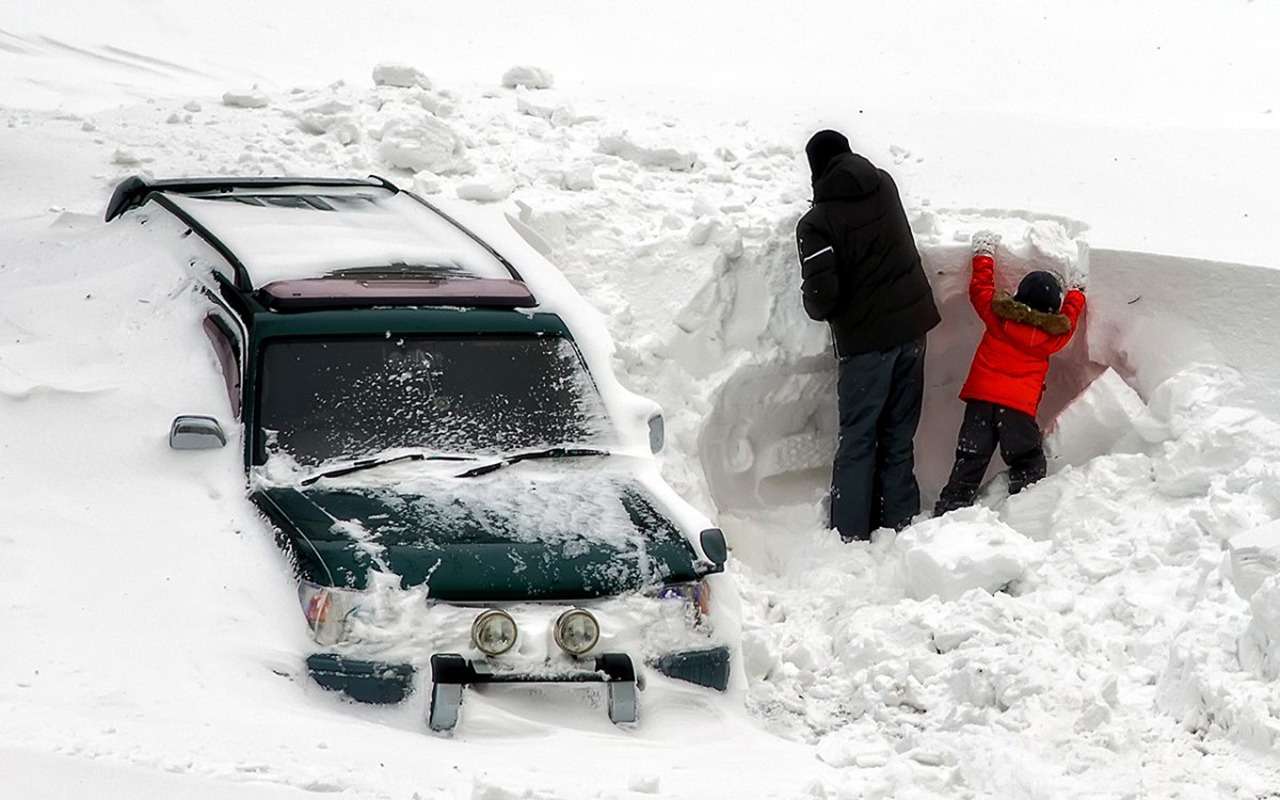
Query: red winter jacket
959,254,1086,417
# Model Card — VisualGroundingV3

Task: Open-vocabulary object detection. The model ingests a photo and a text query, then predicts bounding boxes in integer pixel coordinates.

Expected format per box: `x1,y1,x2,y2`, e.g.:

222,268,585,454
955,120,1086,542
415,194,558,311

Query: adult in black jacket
796,130,940,541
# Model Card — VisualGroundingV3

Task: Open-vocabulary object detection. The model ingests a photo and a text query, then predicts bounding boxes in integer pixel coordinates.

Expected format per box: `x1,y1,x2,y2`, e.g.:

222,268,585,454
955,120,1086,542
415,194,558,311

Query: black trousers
831,337,926,541
935,400,1046,515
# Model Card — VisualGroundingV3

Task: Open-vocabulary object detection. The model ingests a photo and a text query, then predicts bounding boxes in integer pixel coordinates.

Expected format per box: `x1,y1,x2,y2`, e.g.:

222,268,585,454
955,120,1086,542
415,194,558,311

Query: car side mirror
700,528,728,572
169,415,227,450
648,413,665,455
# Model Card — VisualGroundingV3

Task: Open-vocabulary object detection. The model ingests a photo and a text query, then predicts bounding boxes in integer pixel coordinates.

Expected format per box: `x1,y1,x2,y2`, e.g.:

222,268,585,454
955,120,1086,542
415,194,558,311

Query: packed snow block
897,507,1039,601
1044,368,1145,470
371,62,431,90
221,87,269,108
456,173,516,202
1228,519,1280,601
375,111,470,174
598,131,698,171
1240,575,1280,681
501,64,554,90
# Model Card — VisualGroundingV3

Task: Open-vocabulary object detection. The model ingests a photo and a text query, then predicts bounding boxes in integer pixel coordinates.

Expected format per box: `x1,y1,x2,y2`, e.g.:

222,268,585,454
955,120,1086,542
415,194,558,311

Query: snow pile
738,368,1280,789
896,507,1040,601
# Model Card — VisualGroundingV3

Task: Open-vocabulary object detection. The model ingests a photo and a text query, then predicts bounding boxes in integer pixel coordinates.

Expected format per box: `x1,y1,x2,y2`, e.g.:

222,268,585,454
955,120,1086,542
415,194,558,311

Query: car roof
105,175,536,310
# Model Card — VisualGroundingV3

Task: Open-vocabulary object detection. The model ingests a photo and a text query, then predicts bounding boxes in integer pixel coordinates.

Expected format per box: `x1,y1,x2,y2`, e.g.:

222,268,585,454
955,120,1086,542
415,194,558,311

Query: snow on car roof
161,185,516,286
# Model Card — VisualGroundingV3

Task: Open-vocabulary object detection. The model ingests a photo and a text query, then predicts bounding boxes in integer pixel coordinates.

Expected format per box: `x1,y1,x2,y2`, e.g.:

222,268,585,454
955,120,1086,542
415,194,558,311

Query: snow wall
693,241,1280,517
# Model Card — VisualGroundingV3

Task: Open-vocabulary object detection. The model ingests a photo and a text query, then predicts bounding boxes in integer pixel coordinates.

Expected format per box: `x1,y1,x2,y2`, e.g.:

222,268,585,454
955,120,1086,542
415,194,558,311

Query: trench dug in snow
695,222,1280,516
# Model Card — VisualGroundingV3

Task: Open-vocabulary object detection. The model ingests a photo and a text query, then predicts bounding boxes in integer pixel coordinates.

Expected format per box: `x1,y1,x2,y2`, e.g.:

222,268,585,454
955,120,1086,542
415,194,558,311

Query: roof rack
104,175,525,298
103,175,396,222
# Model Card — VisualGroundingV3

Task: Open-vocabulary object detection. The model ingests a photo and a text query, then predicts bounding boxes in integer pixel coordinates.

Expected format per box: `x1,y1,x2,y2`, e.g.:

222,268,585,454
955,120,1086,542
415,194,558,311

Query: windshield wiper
454,447,612,479
301,452,475,486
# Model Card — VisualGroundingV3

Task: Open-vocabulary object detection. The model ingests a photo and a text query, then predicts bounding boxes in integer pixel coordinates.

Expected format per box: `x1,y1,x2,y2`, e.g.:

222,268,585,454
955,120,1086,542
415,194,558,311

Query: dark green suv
107,176,735,731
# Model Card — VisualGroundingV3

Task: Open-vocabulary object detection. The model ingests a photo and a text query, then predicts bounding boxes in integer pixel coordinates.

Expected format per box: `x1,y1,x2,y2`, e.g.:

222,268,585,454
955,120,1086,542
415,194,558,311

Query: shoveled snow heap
2,60,1280,798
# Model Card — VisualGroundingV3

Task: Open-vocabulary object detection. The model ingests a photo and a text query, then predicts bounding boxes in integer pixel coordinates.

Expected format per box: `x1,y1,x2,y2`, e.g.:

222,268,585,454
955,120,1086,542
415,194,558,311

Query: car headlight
553,608,600,656
298,581,361,646
471,609,518,656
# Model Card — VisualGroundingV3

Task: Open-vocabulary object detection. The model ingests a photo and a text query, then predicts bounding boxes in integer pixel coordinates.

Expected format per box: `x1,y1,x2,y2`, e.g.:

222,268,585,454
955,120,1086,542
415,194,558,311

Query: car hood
252,470,702,600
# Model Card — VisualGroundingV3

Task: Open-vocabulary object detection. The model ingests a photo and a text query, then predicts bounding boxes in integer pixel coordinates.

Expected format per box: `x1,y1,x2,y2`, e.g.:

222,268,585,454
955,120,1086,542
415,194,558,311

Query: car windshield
257,335,613,466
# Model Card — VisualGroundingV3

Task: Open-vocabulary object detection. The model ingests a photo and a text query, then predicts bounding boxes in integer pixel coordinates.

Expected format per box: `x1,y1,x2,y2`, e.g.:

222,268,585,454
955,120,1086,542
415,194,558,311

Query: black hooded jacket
796,153,940,355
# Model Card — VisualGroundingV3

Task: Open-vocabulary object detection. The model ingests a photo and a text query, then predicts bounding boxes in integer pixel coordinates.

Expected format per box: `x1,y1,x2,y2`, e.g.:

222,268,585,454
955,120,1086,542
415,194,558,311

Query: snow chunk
516,90,577,126
371,62,431,90
456,173,516,202
898,507,1038,601
626,774,661,794
375,108,470,174
1045,368,1145,469
110,148,143,166
598,130,697,171
296,99,360,144
411,170,441,195
562,162,595,191
183,100,202,113
501,64,554,90
1240,574,1280,680
221,87,269,108
1229,519,1280,601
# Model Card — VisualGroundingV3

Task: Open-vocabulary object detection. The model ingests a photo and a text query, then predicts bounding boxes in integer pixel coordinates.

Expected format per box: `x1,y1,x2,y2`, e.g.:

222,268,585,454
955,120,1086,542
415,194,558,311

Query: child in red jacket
934,231,1086,515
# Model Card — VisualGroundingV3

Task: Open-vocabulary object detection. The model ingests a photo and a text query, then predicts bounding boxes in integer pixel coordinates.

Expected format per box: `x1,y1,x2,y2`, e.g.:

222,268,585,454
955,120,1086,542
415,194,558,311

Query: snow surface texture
2,31,1280,800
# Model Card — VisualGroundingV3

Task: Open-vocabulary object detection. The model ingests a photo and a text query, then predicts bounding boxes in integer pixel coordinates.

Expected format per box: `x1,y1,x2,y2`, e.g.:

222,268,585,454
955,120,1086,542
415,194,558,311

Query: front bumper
305,645,731,731
427,652,638,732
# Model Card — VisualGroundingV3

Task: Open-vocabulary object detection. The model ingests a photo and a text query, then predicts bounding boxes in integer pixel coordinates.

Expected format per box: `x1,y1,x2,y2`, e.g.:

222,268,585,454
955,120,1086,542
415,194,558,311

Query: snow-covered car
105,175,736,731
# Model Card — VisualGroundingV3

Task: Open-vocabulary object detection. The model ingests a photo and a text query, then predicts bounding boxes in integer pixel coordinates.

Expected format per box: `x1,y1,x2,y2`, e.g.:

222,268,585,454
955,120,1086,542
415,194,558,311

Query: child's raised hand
971,230,1001,257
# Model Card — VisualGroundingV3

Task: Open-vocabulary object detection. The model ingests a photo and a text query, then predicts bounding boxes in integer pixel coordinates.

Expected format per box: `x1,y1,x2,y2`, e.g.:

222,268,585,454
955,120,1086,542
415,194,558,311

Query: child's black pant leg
934,401,998,515
995,406,1045,494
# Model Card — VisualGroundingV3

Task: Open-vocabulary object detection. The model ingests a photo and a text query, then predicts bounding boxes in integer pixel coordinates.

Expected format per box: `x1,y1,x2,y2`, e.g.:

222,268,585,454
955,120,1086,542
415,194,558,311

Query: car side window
202,314,242,417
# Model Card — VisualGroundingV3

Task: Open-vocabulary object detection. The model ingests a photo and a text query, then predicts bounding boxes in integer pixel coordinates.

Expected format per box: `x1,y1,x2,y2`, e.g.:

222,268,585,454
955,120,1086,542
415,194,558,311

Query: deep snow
3,2,1280,798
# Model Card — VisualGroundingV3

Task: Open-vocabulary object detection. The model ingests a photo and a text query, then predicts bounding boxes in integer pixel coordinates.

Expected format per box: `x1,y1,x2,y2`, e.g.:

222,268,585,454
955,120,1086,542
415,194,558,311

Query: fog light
471,609,517,656
554,608,600,656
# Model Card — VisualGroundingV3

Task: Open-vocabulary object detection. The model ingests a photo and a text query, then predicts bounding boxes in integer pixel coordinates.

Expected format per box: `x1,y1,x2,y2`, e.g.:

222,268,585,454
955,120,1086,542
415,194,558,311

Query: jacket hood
992,293,1072,335
813,153,882,202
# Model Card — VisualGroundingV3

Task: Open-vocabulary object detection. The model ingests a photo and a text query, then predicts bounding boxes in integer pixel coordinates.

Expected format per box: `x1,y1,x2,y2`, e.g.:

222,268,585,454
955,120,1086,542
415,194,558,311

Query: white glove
971,230,1001,257
1064,262,1089,291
